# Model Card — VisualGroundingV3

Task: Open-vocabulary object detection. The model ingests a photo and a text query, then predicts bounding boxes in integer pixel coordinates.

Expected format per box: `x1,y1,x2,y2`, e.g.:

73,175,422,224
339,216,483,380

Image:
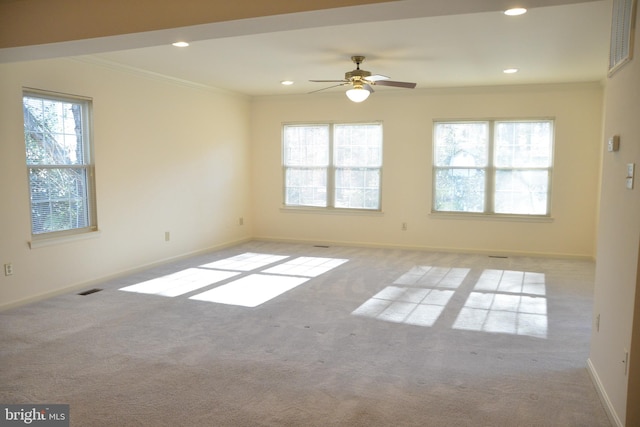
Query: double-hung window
283,123,382,210
433,120,553,216
23,90,97,238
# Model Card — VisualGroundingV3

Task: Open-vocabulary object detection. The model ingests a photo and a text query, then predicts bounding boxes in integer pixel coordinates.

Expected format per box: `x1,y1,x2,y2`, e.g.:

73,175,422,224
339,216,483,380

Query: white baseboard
0,237,252,311
253,235,595,260
587,358,623,427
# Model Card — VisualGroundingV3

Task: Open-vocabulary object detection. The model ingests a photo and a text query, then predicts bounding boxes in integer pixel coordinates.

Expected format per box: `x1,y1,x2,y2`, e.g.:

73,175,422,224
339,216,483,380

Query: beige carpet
0,241,611,426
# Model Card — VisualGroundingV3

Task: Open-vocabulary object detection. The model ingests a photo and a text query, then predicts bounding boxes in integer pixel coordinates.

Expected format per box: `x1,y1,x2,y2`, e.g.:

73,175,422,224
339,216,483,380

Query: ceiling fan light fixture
311,56,415,100
346,86,370,102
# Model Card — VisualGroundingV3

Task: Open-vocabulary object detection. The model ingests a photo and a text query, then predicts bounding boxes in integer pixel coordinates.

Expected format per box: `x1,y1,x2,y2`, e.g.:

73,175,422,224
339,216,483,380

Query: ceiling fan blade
308,83,349,94
310,79,349,83
367,74,389,82
373,80,417,89
364,84,374,93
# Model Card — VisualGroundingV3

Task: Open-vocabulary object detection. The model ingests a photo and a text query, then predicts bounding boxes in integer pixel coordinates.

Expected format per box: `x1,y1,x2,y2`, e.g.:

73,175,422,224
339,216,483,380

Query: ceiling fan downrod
346,56,371,81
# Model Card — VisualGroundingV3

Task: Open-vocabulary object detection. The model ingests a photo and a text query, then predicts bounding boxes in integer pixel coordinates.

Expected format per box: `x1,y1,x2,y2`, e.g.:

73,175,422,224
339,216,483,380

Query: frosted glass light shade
346,87,370,102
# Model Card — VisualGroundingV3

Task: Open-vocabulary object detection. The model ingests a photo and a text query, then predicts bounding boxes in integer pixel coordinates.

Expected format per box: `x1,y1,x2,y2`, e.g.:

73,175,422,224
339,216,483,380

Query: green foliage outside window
23,93,95,235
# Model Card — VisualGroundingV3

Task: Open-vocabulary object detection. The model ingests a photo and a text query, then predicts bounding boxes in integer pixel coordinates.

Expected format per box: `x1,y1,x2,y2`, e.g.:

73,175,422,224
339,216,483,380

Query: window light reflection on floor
191,256,348,307
353,266,548,338
189,274,309,307
119,269,240,297
352,265,469,327
474,269,546,295
352,285,455,327
120,253,349,308
452,270,548,338
199,252,289,271
262,257,348,277
394,266,470,289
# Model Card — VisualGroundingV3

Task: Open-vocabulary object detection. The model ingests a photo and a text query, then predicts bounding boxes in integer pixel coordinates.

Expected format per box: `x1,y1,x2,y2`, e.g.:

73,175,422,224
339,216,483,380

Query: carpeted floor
0,241,611,426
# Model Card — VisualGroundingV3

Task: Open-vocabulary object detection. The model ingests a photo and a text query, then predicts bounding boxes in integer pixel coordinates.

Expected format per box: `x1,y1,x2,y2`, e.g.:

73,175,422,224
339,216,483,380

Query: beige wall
0,58,252,308
2,16,638,427
251,84,603,258
1,1,638,425
588,17,640,426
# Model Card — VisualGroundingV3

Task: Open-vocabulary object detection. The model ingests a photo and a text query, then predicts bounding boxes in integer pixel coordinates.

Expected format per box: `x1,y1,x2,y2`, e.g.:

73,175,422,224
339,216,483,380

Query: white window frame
282,122,383,212
23,88,98,241
432,119,554,217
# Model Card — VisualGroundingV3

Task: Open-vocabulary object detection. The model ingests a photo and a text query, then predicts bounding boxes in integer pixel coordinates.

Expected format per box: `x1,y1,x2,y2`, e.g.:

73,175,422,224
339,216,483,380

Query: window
283,123,382,210
433,120,553,216
23,90,97,237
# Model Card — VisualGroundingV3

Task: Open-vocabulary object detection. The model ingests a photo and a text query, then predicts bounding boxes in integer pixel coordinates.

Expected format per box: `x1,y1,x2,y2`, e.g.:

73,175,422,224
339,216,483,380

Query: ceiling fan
309,55,417,102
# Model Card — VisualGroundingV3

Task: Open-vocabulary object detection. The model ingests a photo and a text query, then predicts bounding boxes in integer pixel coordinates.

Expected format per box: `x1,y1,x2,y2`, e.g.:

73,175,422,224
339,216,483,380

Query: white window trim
29,229,101,249
23,88,98,244
431,118,554,218
428,212,554,222
280,206,385,216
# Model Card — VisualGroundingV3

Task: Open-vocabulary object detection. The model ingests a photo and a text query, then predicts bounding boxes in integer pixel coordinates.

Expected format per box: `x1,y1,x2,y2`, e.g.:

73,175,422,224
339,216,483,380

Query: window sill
429,212,554,223
29,229,102,249
280,206,384,216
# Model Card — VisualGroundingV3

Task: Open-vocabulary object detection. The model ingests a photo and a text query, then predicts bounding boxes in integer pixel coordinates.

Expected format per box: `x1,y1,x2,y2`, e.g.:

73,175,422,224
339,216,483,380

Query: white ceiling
10,0,613,97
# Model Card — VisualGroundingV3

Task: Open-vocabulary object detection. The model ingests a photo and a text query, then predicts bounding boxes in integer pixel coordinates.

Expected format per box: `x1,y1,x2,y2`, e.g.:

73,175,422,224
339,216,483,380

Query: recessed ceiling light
172,41,189,47
503,68,519,74
281,80,294,86
504,8,527,16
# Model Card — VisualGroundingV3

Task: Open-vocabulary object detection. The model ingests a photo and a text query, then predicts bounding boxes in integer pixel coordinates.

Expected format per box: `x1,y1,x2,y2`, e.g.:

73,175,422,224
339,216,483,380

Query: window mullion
486,121,495,214
328,124,335,208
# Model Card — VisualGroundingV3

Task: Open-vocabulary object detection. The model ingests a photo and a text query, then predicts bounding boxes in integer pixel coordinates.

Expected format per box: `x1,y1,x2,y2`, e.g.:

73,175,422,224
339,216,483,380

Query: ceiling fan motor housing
345,69,371,81
346,55,370,82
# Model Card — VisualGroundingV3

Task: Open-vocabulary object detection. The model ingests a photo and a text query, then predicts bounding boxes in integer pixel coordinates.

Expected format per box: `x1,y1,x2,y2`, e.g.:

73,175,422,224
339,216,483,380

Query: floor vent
78,288,103,296
489,255,508,259
314,245,330,248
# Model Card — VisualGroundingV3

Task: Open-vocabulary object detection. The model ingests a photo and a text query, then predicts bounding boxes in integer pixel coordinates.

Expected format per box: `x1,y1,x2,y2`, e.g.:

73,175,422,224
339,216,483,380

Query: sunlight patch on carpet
189,274,309,307
199,252,289,271
262,257,348,277
473,269,546,295
352,286,455,327
354,266,548,337
452,270,548,338
393,266,470,289
119,252,349,307
119,269,240,297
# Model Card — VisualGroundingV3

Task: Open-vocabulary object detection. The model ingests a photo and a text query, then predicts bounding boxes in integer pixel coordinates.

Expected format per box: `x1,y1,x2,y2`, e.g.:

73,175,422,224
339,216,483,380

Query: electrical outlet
165,231,171,242
595,314,600,332
401,222,408,231
239,217,244,226
623,349,629,375
4,263,13,276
